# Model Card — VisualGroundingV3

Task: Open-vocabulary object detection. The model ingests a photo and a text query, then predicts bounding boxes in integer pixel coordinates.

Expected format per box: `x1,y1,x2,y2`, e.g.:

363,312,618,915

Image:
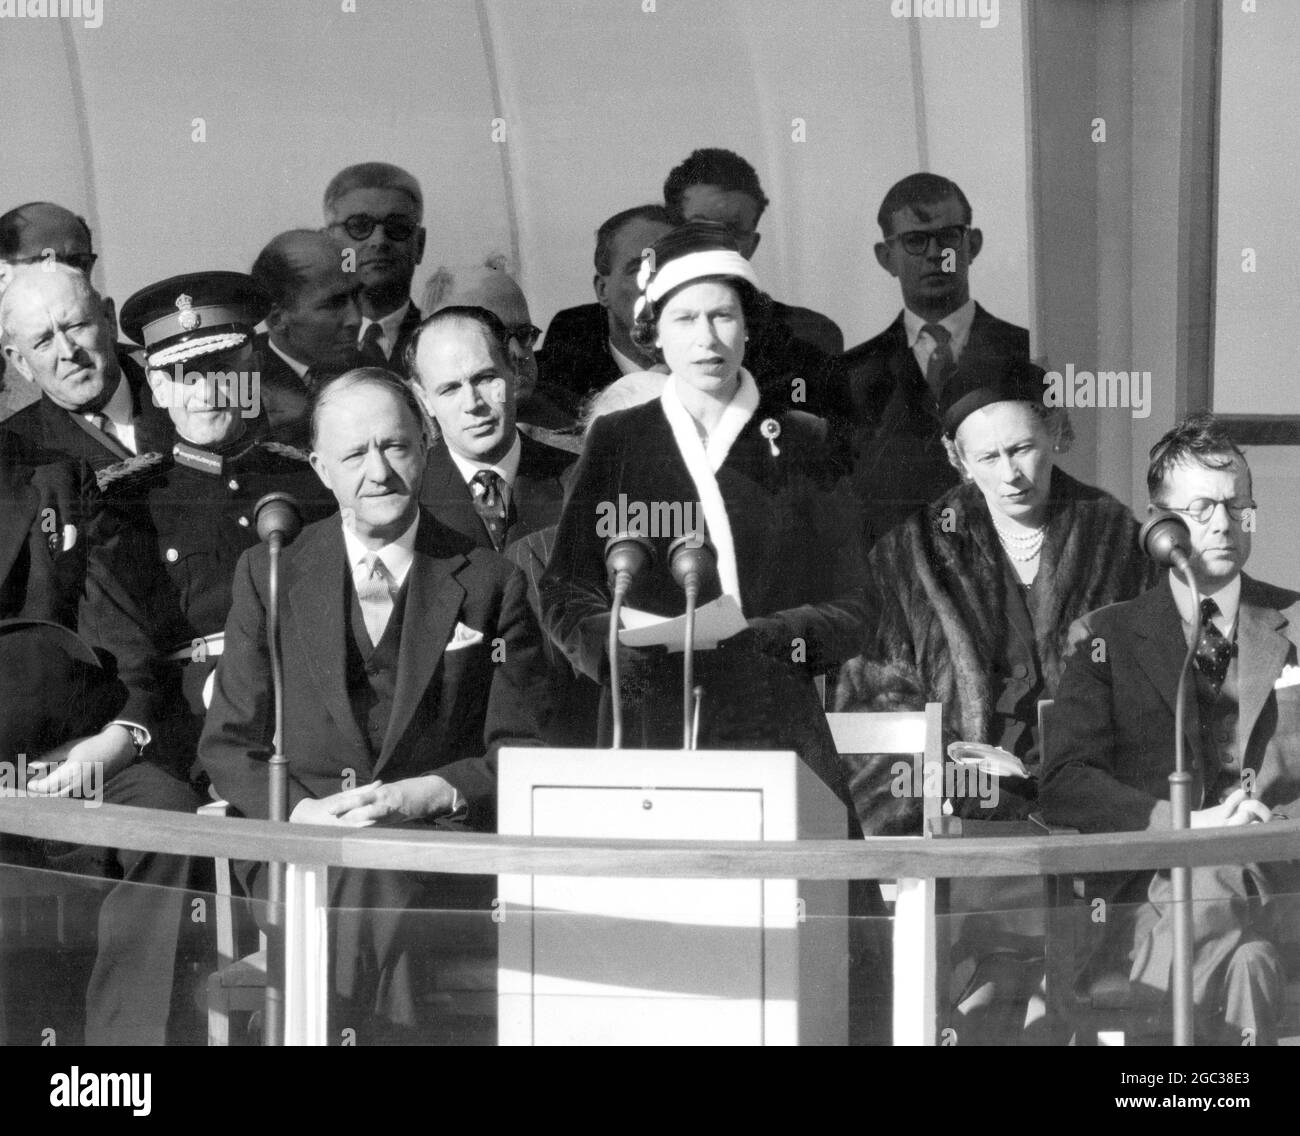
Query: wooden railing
5,797,1300,1046
2,796,1299,878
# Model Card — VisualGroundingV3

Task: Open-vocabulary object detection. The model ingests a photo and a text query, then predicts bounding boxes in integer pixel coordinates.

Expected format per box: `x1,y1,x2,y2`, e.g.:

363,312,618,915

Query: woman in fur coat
540,222,871,806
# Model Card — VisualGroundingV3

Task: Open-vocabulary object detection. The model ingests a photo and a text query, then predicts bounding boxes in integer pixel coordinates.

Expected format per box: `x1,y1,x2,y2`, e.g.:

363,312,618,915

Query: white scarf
658,368,759,613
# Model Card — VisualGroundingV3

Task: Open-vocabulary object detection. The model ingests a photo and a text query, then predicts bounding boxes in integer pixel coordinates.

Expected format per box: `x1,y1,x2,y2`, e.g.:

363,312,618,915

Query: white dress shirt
903,296,977,378
84,374,138,454
341,510,419,593
445,430,522,509
358,300,411,361
1169,569,1240,646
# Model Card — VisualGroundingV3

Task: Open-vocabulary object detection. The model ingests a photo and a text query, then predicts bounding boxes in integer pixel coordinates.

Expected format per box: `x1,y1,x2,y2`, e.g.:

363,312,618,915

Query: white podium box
497,748,847,1046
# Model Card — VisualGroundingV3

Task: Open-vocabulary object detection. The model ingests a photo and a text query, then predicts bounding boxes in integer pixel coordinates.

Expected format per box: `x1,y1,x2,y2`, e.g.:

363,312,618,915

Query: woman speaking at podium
540,222,869,802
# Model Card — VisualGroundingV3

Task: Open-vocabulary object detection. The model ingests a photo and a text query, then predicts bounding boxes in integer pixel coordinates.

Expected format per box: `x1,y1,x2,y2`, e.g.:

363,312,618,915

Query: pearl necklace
992,518,1046,562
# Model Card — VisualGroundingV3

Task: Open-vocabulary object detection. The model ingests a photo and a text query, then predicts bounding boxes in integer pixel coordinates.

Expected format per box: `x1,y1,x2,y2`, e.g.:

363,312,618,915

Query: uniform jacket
199,507,548,830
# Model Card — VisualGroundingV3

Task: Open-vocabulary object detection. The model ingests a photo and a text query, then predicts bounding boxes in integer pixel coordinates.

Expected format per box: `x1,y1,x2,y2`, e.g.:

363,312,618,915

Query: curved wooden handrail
2,797,1300,879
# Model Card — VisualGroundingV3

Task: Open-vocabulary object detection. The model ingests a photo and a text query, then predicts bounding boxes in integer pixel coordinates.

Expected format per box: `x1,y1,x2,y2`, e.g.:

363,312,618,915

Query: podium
497,748,847,1045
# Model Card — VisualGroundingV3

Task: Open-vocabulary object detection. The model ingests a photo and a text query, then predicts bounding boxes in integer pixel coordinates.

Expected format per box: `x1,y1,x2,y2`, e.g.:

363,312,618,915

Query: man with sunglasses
323,162,426,372
1043,413,1300,1044
842,172,1030,543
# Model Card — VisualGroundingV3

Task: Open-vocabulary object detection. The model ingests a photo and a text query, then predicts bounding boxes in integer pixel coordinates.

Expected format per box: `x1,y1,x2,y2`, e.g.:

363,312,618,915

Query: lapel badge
175,292,202,332
760,417,781,458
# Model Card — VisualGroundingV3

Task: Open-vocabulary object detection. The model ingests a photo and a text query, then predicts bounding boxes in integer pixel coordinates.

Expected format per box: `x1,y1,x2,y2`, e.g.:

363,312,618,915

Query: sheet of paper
618,595,749,653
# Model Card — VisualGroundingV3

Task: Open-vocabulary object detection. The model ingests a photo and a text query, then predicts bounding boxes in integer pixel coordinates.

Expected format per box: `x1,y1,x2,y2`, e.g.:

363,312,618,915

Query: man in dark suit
323,162,426,371
1,264,172,471
409,306,576,552
537,204,674,405
1042,414,1300,1045
841,172,1031,543
408,306,597,746
0,430,202,1045
250,230,363,444
200,367,546,1036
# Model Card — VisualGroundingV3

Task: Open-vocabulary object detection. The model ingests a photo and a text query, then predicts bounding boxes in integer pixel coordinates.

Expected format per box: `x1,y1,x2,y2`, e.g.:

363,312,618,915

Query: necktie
921,322,955,397
359,322,389,368
89,412,120,445
356,554,397,646
470,469,509,552
1194,596,1233,691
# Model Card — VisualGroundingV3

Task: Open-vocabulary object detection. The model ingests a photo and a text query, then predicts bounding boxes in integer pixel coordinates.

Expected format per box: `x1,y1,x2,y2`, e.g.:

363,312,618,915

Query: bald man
250,229,364,444
421,257,578,431
0,265,171,470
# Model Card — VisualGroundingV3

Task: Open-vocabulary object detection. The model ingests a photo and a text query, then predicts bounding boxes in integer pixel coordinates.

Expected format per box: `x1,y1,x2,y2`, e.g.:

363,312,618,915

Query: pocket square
446,622,485,652
1275,664,1300,690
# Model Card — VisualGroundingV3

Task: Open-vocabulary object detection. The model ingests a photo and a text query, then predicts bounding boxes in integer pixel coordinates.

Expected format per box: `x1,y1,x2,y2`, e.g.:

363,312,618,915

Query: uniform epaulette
95,451,167,495
259,440,311,463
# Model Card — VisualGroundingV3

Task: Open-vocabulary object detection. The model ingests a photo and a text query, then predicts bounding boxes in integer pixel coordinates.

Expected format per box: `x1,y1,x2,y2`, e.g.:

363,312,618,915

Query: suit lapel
1236,577,1293,746
423,440,490,548
0,471,39,595
379,516,466,769
1131,577,1204,766
285,523,371,762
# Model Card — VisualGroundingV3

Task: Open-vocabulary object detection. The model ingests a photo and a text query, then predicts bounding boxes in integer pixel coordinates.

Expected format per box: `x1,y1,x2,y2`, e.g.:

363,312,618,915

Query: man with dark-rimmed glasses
840,172,1030,544
323,162,427,371
1044,412,1300,1045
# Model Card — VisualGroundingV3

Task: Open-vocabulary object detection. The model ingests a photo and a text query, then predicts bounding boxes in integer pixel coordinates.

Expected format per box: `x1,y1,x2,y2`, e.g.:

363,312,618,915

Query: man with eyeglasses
842,172,1030,543
1043,413,1300,1045
323,162,426,372
250,229,364,445
422,255,579,432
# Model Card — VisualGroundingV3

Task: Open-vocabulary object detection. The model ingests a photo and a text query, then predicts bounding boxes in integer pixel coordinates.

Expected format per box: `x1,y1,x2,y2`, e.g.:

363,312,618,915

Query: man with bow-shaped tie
1043,413,1300,1045
199,366,546,1039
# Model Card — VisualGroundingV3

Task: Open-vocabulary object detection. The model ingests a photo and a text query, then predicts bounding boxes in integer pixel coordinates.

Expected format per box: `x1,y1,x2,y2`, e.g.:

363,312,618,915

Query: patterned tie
359,322,389,368
355,554,397,646
1195,596,1233,691
469,469,509,551
89,412,121,446
921,322,956,397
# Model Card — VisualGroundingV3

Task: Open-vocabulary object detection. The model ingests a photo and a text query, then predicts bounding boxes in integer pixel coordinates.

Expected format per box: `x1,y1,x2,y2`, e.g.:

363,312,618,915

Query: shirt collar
90,372,134,429
341,510,420,590
608,338,644,377
903,297,977,357
445,429,522,491
1169,569,1241,637
359,300,411,355
266,338,311,379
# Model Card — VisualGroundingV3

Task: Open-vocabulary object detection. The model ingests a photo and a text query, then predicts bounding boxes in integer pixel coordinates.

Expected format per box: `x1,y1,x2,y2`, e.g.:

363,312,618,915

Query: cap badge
175,293,201,332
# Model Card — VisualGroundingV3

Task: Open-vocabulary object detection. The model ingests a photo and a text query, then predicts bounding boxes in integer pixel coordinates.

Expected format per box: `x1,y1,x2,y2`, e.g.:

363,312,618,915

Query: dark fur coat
833,466,1157,834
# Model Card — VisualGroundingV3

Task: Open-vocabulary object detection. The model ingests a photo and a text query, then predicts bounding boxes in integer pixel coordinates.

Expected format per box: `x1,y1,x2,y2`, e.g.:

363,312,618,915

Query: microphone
254,491,302,1046
669,534,715,750
604,533,655,749
254,492,304,547
1139,507,1200,1043
1138,510,1192,573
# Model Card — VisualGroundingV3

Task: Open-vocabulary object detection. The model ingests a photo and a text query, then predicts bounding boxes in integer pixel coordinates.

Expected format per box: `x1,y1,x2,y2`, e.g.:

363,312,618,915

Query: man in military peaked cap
110,271,335,766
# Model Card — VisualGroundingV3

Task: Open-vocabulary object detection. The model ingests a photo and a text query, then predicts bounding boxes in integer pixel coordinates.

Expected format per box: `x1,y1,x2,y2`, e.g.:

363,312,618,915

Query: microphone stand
1169,557,1200,1048
264,528,287,1047
605,534,653,750
669,535,713,751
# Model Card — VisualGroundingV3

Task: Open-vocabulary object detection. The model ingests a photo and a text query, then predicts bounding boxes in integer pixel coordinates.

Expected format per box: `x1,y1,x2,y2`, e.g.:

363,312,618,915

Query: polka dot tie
1194,596,1233,691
